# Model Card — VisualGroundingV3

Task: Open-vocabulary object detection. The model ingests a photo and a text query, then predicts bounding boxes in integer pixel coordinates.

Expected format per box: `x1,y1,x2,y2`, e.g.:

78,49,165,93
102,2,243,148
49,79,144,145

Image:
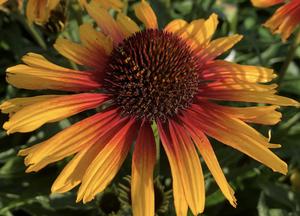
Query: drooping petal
157,121,188,216
182,104,288,175
264,1,300,41
197,34,243,61
77,118,137,203
251,0,284,8
131,122,156,216
85,0,124,44
182,119,237,207
3,93,108,134
134,1,158,29
116,13,140,38
202,60,277,83
19,108,121,172
0,95,57,114
6,53,101,91
168,120,205,215
51,112,127,193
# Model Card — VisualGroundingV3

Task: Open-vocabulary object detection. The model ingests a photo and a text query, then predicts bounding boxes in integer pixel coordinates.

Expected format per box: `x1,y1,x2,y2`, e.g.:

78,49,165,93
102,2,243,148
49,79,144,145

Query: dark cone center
104,29,200,121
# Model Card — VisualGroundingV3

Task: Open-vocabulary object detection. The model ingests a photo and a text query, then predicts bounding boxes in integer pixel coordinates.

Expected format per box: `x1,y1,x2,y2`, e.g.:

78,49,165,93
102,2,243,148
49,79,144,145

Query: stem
26,23,47,50
278,29,300,86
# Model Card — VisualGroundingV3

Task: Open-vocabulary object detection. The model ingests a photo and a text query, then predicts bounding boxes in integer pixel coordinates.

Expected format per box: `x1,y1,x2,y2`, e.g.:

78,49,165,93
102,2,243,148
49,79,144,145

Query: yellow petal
203,60,277,83
134,1,158,29
251,0,284,8
19,109,121,172
168,120,205,215
184,122,237,207
131,122,156,216
54,38,105,68
79,23,113,55
77,119,137,203
183,106,288,175
51,111,125,193
197,34,243,61
164,19,188,35
6,54,101,92
157,122,188,216
0,95,57,114
116,13,140,38
3,93,107,134
85,1,124,44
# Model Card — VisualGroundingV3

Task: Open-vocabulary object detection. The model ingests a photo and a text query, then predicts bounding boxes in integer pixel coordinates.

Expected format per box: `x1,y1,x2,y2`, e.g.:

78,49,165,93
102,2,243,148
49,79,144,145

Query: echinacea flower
251,0,300,40
1,0,299,215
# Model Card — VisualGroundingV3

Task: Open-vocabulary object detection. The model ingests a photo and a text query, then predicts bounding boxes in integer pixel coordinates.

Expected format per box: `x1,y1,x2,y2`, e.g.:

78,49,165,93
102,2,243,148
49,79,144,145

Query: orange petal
182,105,288,175
202,60,277,83
6,53,101,91
251,0,284,8
85,1,124,44
54,38,106,69
264,1,300,41
134,1,158,29
157,122,188,216
51,111,127,193
0,95,57,114
116,13,140,38
197,34,243,61
131,122,156,216
80,0,124,10
26,0,60,24
213,104,282,125
77,118,137,203
164,19,188,35
19,109,121,172
183,120,237,207
79,23,113,55
3,93,108,134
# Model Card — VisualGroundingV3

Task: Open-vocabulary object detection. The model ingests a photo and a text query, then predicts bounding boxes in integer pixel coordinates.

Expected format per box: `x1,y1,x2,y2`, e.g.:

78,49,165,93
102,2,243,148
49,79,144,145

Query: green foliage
0,0,300,215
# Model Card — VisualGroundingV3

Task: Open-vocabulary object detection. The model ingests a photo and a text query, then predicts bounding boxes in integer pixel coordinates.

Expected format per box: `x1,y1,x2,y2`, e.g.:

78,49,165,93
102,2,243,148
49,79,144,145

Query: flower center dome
104,29,200,121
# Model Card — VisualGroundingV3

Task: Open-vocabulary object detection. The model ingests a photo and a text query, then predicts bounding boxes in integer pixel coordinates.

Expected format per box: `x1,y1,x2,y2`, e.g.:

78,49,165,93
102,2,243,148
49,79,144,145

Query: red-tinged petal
264,1,300,41
51,113,127,193
202,60,277,83
182,105,288,175
3,93,108,134
197,35,243,61
157,121,188,216
85,1,124,45
6,53,101,92
251,0,284,8
54,38,107,69
77,118,138,203
134,1,158,29
19,109,121,172
182,120,237,207
131,122,156,216
168,120,205,215
0,95,57,114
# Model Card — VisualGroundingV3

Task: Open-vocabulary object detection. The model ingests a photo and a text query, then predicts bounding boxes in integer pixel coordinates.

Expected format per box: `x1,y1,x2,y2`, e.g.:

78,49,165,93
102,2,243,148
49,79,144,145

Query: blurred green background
0,0,300,215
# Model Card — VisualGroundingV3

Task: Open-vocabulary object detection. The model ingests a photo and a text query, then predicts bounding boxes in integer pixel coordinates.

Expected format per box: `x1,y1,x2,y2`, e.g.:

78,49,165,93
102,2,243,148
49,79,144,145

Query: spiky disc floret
104,29,201,121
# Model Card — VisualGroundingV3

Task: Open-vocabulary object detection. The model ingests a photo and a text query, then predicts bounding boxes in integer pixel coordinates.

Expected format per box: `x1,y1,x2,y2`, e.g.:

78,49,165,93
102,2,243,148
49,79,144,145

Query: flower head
1,0,299,215
252,0,300,41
